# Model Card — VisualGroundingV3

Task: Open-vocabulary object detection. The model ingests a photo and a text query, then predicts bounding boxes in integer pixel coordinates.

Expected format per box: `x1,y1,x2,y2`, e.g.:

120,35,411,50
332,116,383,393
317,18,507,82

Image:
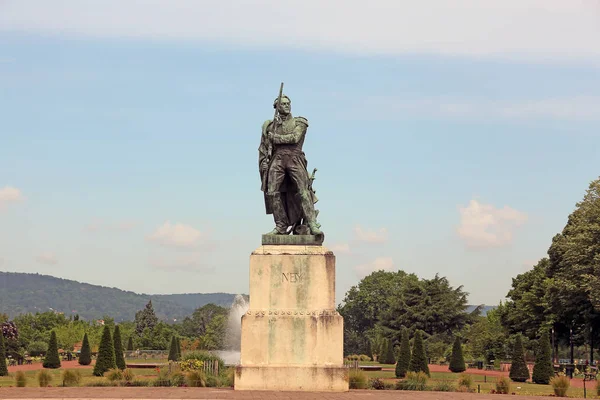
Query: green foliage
180,359,204,372
0,331,7,376
457,373,472,391
380,338,395,364
134,300,159,335
509,334,530,382
61,369,82,386
532,330,553,384
168,335,179,361
79,332,91,365
127,336,133,351
15,370,27,387
395,326,411,378
464,308,507,363
93,325,116,376
185,370,206,387
182,350,224,365
432,380,455,392
365,338,373,360
449,336,466,373
550,375,570,397
176,336,181,359
113,325,126,370
122,368,135,382
348,368,367,389
496,376,511,394
27,341,47,357
42,330,61,368
37,369,52,387
106,368,123,381
408,330,429,376
370,377,385,390
396,371,428,391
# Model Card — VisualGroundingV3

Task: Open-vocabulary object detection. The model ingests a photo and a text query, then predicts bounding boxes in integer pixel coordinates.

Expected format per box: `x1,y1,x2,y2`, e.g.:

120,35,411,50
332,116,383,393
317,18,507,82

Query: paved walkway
0,387,558,400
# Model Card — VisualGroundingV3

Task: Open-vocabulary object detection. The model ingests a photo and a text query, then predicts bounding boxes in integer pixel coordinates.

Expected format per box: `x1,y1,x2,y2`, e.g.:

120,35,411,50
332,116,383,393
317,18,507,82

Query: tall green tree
93,325,116,376
449,336,466,373
176,336,181,359
113,325,126,370
380,338,395,364
180,303,228,338
127,336,134,351
168,336,179,361
509,335,530,382
79,333,91,365
408,330,430,376
395,326,411,378
532,330,553,384
42,331,61,368
134,300,159,335
0,331,8,376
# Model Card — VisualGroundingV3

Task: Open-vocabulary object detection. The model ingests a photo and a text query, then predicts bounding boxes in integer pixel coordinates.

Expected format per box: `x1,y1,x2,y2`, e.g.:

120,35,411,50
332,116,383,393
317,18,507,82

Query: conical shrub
79,333,91,365
93,325,116,376
532,330,553,384
127,336,134,351
509,335,530,382
449,336,466,373
176,337,181,359
168,336,179,362
381,338,395,364
408,330,430,376
395,326,411,378
113,325,126,370
0,332,8,376
43,331,61,368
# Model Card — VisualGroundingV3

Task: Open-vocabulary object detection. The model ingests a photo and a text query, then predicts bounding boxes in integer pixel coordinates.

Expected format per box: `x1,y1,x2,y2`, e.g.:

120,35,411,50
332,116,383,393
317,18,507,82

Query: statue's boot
299,190,323,235
265,193,288,235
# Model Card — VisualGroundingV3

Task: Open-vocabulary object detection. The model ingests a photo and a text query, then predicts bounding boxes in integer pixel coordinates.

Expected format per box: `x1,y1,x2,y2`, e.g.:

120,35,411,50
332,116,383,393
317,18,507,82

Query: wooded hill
0,271,240,321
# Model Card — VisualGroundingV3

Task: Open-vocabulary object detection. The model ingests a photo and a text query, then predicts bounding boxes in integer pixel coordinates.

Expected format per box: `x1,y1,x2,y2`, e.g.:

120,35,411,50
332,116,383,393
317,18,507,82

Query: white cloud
353,225,388,243
85,219,138,233
150,254,215,273
36,252,58,265
0,186,24,210
329,243,351,254
355,257,395,279
353,95,600,121
1,1,599,63
147,221,205,249
457,199,528,248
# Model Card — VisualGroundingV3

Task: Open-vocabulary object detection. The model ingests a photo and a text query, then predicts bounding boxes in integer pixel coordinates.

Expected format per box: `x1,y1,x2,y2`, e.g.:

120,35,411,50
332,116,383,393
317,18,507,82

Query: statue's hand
268,131,274,141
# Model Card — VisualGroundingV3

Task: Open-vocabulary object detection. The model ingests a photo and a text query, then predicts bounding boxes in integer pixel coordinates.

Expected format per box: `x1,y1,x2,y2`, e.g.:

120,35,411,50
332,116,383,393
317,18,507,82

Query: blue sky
1,1,599,309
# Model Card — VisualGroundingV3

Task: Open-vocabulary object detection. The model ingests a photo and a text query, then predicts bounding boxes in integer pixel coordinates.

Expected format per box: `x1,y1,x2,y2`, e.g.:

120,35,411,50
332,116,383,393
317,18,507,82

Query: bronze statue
259,83,323,237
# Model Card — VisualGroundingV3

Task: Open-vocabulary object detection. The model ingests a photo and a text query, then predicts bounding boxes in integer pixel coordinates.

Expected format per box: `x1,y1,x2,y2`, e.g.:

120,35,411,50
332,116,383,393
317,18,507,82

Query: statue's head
273,95,291,116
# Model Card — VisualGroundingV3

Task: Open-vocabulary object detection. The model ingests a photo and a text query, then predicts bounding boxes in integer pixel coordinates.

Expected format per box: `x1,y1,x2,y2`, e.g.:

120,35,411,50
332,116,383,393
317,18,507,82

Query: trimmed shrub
348,368,367,389
93,325,116,376
449,336,466,373
381,338,395,364
550,375,570,397
509,335,530,382
0,332,8,376
396,371,428,391
127,336,134,351
43,331,61,369
113,325,126,370
496,376,511,394
532,330,553,384
176,337,182,360
62,369,82,386
168,336,179,362
37,369,52,387
395,326,411,378
79,333,91,365
408,330,430,376
15,370,27,387
366,339,373,361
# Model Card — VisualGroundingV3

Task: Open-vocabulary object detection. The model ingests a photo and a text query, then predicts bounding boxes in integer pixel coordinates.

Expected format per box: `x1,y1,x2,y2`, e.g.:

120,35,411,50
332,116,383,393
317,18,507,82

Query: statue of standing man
258,83,323,237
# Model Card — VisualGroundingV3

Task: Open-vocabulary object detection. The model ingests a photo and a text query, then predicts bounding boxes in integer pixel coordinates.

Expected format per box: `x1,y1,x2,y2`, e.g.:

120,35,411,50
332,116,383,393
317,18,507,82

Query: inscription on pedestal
282,272,303,283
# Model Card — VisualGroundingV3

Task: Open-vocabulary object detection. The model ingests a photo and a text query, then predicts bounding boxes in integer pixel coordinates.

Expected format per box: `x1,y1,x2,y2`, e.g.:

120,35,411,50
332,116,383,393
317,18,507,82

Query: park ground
0,360,597,399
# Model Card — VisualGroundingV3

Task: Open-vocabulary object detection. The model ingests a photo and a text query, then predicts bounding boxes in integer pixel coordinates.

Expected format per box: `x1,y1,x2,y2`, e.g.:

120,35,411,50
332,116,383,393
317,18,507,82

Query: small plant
105,368,123,381
15,371,27,387
359,354,371,361
431,380,455,392
121,368,135,382
348,368,367,389
370,377,385,390
457,373,473,392
550,375,570,397
186,370,206,387
37,369,53,387
62,369,82,386
170,371,186,387
496,376,511,394
396,371,429,391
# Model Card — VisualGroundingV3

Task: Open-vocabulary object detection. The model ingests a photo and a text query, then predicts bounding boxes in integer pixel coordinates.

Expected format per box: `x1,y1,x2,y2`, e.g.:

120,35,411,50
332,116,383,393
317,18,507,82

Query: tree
449,336,466,373
509,335,530,382
366,339,373,361
180,304,228,338
380,338,395,364
134,300,159,335
201,314,227,350
127,336,134,351
113,325,126,370
168,336,179,361
395,326,411,378
532,330,553,384
0,330,8,376
176,336,182,359
79,333,91,365
93,325,116,376
42,331,61,368
408,330,429,376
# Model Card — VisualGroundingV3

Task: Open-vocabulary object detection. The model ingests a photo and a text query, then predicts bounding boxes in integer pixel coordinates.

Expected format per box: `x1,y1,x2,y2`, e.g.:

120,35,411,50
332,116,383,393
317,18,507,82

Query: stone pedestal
234,245,348,391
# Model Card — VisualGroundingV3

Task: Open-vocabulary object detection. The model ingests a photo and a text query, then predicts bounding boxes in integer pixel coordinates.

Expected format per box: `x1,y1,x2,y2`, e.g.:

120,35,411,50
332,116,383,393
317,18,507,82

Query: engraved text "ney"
282,273,303,283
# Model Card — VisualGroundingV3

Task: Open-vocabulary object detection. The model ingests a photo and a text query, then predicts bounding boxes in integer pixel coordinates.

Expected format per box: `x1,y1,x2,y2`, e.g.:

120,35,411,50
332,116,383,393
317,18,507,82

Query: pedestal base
234,365,349,391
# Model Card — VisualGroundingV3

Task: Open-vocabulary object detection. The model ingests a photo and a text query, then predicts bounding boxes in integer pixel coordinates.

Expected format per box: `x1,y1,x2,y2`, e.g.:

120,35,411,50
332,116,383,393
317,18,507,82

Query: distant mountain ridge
0,271,242,322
